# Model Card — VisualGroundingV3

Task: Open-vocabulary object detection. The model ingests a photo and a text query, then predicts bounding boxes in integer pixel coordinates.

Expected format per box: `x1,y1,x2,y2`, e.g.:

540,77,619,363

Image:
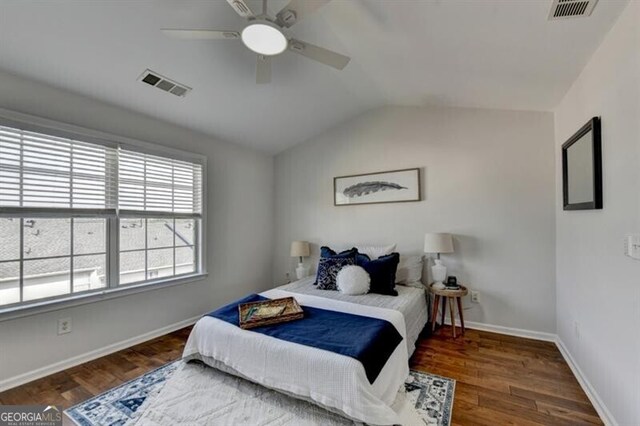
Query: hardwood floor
0,325,601,425
0,327,191,408
411,326,602,425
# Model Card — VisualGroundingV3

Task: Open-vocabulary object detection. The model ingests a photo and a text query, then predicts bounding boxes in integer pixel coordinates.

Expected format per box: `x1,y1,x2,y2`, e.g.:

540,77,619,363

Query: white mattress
183,288,409,425
278,277,429,356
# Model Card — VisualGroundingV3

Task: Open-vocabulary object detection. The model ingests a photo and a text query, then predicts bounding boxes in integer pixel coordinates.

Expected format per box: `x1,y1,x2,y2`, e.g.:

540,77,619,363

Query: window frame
117,214,201,287
0,108,207,321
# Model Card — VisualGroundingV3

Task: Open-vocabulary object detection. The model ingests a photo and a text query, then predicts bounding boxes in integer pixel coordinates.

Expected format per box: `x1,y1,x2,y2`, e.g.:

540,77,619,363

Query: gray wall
0,70,275,384
554,1,639,424
274,105,556,333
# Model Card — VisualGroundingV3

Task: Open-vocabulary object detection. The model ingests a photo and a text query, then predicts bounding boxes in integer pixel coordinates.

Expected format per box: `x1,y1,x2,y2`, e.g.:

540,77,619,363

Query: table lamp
424,233,454,290
290,241,310,279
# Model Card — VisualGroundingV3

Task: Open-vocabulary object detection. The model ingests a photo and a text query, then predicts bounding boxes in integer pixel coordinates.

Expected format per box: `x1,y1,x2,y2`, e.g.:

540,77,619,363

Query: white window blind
0,125,117,210
0,125,203,215
118,149,202,215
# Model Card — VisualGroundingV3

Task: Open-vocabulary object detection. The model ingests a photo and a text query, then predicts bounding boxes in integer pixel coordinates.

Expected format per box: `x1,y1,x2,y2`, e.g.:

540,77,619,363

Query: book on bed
238,297,304,329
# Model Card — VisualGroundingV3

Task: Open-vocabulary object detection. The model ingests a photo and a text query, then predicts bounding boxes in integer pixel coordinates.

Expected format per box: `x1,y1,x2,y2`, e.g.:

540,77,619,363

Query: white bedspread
183,288,409,426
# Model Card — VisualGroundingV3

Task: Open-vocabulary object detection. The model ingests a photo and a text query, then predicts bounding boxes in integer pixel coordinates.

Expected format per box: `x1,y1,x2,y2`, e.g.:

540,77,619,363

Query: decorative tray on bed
238,297,304,329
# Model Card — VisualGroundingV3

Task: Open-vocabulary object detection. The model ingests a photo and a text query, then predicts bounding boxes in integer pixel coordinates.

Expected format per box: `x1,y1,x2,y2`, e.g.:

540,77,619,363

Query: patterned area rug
65,361,455,426
404,371,455,425
65,362,180,426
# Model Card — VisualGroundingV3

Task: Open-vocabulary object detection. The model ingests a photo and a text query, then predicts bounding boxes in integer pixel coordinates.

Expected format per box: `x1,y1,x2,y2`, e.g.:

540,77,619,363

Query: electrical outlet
470,291,479,303
58,317,72,335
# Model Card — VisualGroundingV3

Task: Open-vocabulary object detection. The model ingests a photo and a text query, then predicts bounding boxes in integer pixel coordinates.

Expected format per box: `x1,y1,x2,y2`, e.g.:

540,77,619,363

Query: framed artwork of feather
334,168,421,206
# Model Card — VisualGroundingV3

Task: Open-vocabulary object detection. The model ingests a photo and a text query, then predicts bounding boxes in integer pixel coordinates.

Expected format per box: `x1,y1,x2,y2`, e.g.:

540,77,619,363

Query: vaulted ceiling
0,0,629,152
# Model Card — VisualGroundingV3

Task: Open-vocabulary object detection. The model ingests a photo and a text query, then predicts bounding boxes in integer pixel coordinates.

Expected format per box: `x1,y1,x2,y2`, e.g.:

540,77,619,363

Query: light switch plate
625,235,640,260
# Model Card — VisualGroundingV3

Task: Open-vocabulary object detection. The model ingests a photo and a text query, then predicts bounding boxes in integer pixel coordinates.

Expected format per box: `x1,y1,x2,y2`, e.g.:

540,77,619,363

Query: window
117,149,202,286
0,119,205,311
119,218,196,285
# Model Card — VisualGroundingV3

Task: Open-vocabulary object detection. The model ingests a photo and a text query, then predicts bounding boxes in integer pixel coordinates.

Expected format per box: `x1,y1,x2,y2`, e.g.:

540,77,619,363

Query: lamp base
295,263,309,280
431,258,447,287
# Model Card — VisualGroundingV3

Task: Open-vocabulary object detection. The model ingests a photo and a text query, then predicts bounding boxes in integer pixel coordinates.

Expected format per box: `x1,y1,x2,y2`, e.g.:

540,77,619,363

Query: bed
182,278,429,425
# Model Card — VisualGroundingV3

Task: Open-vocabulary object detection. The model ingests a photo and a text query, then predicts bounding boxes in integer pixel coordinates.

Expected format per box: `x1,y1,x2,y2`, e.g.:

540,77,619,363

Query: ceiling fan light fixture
241,20,287,56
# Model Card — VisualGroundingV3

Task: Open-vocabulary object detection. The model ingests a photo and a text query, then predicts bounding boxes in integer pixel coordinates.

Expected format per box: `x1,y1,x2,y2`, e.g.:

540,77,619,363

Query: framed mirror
562,117,602,210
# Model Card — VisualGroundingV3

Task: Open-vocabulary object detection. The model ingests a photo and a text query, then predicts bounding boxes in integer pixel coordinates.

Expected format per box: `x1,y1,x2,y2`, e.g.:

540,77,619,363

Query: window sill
0,273,208,323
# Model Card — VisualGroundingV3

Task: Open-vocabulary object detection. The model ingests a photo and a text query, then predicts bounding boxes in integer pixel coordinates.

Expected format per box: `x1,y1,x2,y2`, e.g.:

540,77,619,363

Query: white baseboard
0,315,200,393
555,337,617,426
440,318,557,342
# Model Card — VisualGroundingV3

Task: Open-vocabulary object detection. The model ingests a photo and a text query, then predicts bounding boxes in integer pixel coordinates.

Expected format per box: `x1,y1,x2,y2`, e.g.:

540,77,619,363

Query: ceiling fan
161,0,350,84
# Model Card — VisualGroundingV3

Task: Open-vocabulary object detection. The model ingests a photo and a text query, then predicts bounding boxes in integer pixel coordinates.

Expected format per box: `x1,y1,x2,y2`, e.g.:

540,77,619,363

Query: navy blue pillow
319,246,358,259
356,252,400,296
314,246,358,286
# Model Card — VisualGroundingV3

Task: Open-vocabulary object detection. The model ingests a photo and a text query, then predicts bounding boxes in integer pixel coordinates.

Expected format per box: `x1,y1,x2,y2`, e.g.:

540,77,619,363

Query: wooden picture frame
562,117,602,210
333,168,421,206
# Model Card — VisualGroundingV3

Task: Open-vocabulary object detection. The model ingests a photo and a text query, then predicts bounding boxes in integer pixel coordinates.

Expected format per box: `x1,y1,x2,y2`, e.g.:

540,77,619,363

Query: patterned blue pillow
316,257,356,290
314,246,357,286
356,252,400,296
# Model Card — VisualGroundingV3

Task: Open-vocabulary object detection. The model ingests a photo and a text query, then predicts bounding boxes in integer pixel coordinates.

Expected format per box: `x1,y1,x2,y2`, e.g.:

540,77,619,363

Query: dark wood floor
412,327,602,425
0,325,601,425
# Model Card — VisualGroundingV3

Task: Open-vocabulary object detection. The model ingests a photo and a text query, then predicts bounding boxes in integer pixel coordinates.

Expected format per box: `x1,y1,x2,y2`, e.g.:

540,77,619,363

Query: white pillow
356,244,397,259
336,265,370,295
396,255,423,284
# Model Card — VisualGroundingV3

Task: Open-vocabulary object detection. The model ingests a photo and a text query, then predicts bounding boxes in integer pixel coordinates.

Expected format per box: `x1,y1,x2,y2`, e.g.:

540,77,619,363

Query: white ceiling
0,0,629,153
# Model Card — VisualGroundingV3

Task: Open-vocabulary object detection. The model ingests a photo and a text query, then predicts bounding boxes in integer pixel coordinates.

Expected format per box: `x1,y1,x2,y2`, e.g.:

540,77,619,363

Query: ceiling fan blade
161,29,240,40
226,0,255,18
276,0,332,28
288,39,350,70
256,55,271,84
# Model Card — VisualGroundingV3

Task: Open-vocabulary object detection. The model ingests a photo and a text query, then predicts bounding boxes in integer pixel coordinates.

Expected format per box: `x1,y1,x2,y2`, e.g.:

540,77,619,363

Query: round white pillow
336,265,370,295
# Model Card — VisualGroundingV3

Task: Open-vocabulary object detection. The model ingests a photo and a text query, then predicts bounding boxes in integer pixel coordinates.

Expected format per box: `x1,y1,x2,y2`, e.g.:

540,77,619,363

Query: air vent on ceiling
548,0,598,20
138,69,191,97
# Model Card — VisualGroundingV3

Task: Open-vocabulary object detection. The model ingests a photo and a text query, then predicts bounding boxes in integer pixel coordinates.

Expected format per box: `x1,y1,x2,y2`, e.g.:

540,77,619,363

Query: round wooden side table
430,284,468,338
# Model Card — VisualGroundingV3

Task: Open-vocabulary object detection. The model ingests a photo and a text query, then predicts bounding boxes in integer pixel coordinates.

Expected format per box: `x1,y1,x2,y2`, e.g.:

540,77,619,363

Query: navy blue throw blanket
207,294,403,384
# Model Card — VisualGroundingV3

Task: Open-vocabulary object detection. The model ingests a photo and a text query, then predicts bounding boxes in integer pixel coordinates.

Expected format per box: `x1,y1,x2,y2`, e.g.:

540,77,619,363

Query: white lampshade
290,241,310,258
424,233,454,254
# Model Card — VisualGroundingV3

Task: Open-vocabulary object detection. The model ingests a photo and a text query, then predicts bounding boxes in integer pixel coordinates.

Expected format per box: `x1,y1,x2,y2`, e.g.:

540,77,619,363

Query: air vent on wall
138,69,192,97
548,0,598,20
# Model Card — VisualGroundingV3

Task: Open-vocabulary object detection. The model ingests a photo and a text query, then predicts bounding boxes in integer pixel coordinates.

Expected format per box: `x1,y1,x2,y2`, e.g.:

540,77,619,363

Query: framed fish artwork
333,168,421,206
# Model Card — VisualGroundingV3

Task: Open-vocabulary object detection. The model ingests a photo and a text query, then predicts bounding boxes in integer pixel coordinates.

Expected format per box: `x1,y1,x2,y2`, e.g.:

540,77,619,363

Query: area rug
65,360,454,426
